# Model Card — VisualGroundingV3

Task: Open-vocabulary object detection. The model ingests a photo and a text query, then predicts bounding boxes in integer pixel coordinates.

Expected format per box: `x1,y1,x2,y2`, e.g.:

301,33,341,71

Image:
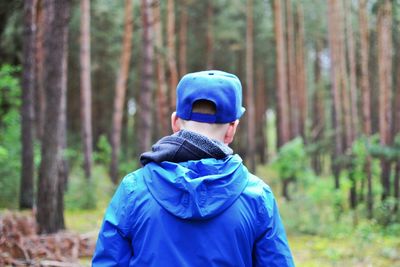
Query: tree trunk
37,0,70,234
110,0,133,183
246,0,256,172
285,0,299,139
273,0,290,148
178,0,188,76
359,0,373,218
34,0,45,140
167,0,178,111
154,0,169,138
137,0,155,156
345,0,358,141
377,0,393,200
255,63,267,164
20,0,37,210
394,24,400,212
80,0,93,179
311,40,324,175
327,0,343,188
205,0,214,69
295,4,307,140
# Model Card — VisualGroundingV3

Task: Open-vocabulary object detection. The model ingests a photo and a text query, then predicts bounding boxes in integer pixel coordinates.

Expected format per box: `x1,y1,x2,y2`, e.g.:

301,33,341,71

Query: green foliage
93,135,111,166
0,65,21,208
272,137,314,183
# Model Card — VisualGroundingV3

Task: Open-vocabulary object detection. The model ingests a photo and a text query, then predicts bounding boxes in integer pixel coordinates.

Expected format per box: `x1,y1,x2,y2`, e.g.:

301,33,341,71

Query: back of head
175,70,246,141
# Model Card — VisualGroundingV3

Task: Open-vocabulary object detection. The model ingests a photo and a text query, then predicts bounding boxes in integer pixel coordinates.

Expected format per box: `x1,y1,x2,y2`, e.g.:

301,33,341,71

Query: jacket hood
142,154,249,220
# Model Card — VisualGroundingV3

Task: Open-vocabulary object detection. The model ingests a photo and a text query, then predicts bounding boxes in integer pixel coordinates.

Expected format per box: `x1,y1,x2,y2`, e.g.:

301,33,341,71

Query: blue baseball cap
176,70,246,123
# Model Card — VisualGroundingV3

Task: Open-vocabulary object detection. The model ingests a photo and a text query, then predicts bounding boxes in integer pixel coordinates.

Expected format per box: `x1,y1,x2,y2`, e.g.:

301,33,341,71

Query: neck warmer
140,130,233,166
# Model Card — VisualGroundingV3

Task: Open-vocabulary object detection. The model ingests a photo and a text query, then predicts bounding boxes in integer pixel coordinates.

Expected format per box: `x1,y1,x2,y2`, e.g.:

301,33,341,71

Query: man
92,70,295,266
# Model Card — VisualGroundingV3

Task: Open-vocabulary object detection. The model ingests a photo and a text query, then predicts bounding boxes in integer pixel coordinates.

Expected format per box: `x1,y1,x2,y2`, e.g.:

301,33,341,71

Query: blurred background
0,0,399,266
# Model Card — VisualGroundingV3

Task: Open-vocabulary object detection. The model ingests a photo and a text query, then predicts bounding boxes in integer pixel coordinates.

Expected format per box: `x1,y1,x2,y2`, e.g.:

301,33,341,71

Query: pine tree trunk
246,0,256,172
167,0,178,111
206,0,214,69
359,0,373,218
110,0,133,183
154,0,169,138
295,4,307,140
345,0,358,141
311,40,324,175
178,0,188,76
393,26,400,212
328,0,343,188
377,0,393,200
20,0,37,210
34,0,45,140
285,0,299,138
138,0,155,155
37,0,70,234
255,63,267,164
273,0,290,148
80,0,93,179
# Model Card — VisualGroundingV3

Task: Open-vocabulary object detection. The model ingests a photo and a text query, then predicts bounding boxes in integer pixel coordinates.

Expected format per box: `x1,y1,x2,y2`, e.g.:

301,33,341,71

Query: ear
223,120,239,145
171,112,181,133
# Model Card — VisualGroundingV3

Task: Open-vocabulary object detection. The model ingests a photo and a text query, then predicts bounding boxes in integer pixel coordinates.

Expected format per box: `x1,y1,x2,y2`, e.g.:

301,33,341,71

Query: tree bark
167,0,178,111
206,0,214,70
345,0,358,141
255,63,267,164
359,0,373,218
328,0,343,188
110,0,133,183
285,0,299,138
137,0,155,155
377,0,393,200
154,0,169,138
178,0,188,76
80,0,93,179
311,40,324,175
34,0,45,140
20,0,37,210
246,0,256,172
273,0,290,148
37,0,70,234
295,4,307,140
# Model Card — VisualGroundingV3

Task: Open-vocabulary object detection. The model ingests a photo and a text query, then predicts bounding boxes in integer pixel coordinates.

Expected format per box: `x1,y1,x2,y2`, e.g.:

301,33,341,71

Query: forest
0,0,400,266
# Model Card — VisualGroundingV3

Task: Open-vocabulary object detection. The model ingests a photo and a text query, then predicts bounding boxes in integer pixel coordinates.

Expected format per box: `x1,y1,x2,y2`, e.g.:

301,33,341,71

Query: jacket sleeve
253,189,295,267
92,176,136,266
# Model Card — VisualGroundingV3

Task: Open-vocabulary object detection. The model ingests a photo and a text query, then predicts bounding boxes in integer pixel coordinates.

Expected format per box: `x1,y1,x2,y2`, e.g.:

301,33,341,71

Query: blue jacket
93,131,294,266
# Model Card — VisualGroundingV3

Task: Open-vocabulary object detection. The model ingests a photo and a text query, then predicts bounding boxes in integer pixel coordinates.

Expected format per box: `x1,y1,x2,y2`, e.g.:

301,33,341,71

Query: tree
246,0,256,172
178,0,188,76
285,0,299,138
377,0,393,200
154,0,169,138
327,0,343,188
137,0,155,155
34,0,45,141
273,0,290,149
20,0,37,209
167,0,179,111
80,0,93,179
37,0,71,234
295,4,307,139
110,0,133,183
359,0,373,218
206,0,214,69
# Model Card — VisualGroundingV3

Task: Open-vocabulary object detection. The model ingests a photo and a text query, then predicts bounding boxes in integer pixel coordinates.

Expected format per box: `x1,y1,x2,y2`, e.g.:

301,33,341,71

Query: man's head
171,70,246,144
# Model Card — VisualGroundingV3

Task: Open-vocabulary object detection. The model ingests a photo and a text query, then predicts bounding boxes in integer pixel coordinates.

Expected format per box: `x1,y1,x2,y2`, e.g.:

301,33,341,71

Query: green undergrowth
256,164,400,267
